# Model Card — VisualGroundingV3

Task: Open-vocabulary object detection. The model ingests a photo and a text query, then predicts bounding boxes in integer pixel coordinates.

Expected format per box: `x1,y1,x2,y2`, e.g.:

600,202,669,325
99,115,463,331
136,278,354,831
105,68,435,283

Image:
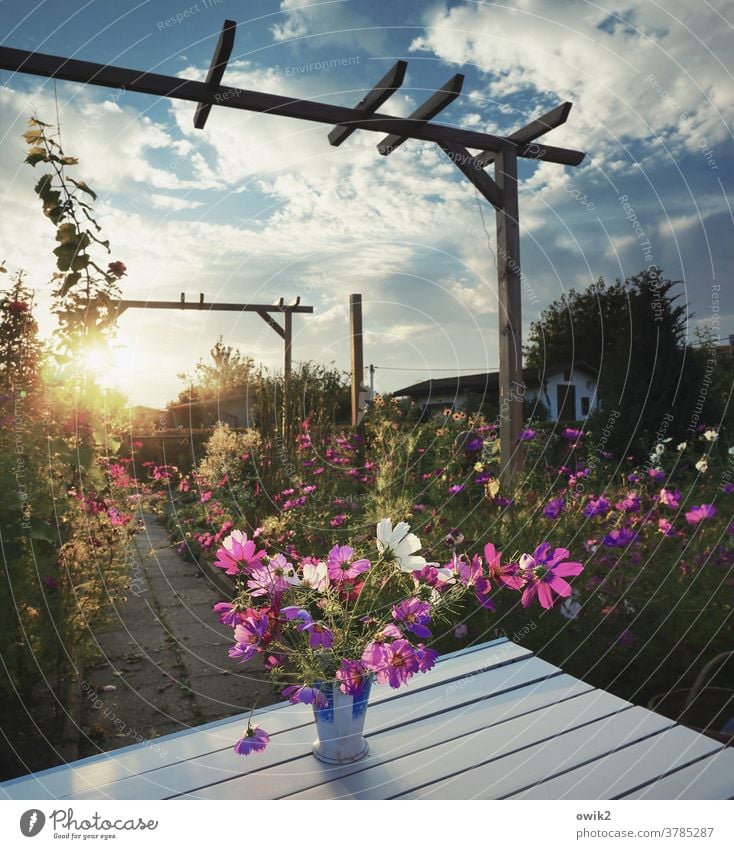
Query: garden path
77,512,275,760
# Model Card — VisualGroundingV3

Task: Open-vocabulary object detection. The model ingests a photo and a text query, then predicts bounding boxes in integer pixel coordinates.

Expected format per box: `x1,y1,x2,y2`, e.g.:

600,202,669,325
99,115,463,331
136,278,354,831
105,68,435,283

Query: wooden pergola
0,19,586,485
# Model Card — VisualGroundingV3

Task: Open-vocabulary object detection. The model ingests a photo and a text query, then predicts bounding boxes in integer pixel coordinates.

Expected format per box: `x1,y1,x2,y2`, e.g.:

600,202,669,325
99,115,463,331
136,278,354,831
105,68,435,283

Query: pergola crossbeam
193,19,236,130
328,60,407,147
476,102,574,167
377,73,464,156
439,141,503,209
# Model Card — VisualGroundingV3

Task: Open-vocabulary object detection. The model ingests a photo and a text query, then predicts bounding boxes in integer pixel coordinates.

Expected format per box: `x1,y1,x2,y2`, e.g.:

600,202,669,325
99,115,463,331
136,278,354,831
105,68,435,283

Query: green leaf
25,148,46,166
58,271,81,296
75,444,95,470
29,517,56,543
53,243,77,271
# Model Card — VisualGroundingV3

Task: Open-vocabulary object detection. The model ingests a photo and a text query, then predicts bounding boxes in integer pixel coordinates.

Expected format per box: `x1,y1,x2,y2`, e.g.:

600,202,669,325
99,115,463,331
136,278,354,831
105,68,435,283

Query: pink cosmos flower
685,504,717,525
519,543,584,610
281,684,327,707
362,638,419,688
658,488,681,509
247,554,299,596
213,530,266,576
326,544,370,581
414,643,439,673
657,518,675,536
300,621,334,648
234,723,269,756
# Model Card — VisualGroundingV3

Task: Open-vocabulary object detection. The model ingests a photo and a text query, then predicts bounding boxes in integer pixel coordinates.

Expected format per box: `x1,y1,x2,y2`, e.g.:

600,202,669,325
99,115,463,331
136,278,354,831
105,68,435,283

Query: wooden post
283,309,293,440
494,143,524,488
350,294,364,428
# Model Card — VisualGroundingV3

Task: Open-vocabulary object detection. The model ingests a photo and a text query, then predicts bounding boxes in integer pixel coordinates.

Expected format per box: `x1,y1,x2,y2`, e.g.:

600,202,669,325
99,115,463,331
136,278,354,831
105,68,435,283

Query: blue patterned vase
312,677,373,764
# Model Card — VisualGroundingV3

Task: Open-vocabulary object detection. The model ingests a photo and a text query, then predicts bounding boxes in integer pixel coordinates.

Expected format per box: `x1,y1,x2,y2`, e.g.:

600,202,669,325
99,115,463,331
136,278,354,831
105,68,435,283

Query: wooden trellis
0,19,586,485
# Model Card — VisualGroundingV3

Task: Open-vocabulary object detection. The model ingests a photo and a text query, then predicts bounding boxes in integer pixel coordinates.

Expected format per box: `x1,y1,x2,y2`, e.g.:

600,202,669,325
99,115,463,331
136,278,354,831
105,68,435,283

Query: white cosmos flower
376,519,427,573
729,446,734,457
703,429,718,442
677,442,687,451
695,457,708,473
301,560,329,592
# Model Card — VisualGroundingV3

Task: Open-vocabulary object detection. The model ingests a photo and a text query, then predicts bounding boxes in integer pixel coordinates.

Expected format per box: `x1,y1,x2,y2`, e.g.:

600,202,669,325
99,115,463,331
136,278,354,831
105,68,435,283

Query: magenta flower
519,543,584,609
685,504,717,525
562,427,583,442
361,641,388,676
657,518,675,536
448,484,465,495
454,552,482,587
392,597,432,639
336,660,369,696
234,723,269,756
326,545,370,581
520,428,536,441
364,639,419,688
616,492,640,513
329,514,347,527
543,497,564,519
213,530,266,576
484,542,524,590
213,601,247,626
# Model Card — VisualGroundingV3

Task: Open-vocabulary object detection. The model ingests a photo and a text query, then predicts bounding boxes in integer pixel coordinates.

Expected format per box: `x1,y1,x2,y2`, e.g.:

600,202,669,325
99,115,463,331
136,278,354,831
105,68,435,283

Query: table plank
620,747,734,799
393,706,673,800
1,638,528,800
184,663,588,800
508,724,724,799
290,687,641,799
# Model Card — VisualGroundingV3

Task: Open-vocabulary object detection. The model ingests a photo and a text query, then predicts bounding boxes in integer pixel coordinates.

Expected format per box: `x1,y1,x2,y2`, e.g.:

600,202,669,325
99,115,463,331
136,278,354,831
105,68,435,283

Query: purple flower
336,660,369,696
234,723,270,756
562,428,583,442
326,545,370,581
281,684,327,707
603,527,637,548
229,612,268,663
519,543,584,610
454,623,468,639
454,552,482,587
301,621,334,648
281,606,312,623
616,629,634,647
414,644,439,673
543,497,564,519
685,504,717,525
392,597,432,639
616,492,640,513
584,495,610,518
648,468,665,482
213,601,245,626
520,428,536,441
448,484,465,495
723,483,734,494
465,436,483,452
329,513,347,527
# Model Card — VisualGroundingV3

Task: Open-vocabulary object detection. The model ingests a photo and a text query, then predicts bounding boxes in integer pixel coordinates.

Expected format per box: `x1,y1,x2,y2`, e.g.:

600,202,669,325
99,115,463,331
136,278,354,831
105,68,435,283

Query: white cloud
411,0,734,168
149,194,203,210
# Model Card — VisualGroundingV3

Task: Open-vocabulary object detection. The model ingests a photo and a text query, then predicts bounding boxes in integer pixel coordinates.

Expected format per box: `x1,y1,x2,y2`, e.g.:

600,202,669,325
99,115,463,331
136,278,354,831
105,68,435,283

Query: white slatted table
2,638,733,800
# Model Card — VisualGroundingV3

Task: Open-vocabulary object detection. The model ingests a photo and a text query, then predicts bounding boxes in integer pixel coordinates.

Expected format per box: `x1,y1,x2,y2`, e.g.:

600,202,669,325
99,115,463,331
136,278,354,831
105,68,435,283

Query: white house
392,363,600,422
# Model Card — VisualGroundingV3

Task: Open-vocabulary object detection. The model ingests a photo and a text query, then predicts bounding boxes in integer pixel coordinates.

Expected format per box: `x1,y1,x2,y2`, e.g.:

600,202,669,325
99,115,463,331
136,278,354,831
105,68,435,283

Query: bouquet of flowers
212,518,584,756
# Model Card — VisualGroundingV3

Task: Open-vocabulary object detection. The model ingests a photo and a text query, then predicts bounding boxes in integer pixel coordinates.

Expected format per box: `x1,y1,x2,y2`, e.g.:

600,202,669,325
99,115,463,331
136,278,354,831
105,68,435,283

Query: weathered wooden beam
494,144,524,488
110,300,313,314
0,46,584,163
349,294,364,428
328,60,407,147
476,102,574,167
439,141,503,209
256,310,285,339
377,73,464,156
193,19,236,130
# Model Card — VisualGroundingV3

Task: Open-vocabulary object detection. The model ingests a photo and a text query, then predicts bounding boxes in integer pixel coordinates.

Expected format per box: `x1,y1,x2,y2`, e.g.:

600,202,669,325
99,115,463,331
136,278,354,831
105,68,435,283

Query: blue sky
1,0,732,407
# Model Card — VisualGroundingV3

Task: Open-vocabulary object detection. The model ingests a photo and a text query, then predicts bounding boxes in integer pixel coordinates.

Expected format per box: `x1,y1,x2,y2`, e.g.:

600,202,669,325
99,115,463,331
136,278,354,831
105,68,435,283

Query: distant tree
175,337,256,403
524,268,718,455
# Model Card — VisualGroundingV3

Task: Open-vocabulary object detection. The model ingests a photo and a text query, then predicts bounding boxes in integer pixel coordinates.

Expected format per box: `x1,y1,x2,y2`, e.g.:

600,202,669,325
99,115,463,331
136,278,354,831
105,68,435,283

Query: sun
79,333,134,391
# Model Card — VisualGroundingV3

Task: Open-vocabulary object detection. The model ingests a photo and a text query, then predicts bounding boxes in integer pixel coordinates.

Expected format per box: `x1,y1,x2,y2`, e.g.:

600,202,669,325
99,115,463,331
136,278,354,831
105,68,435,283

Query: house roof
392,363,597,399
